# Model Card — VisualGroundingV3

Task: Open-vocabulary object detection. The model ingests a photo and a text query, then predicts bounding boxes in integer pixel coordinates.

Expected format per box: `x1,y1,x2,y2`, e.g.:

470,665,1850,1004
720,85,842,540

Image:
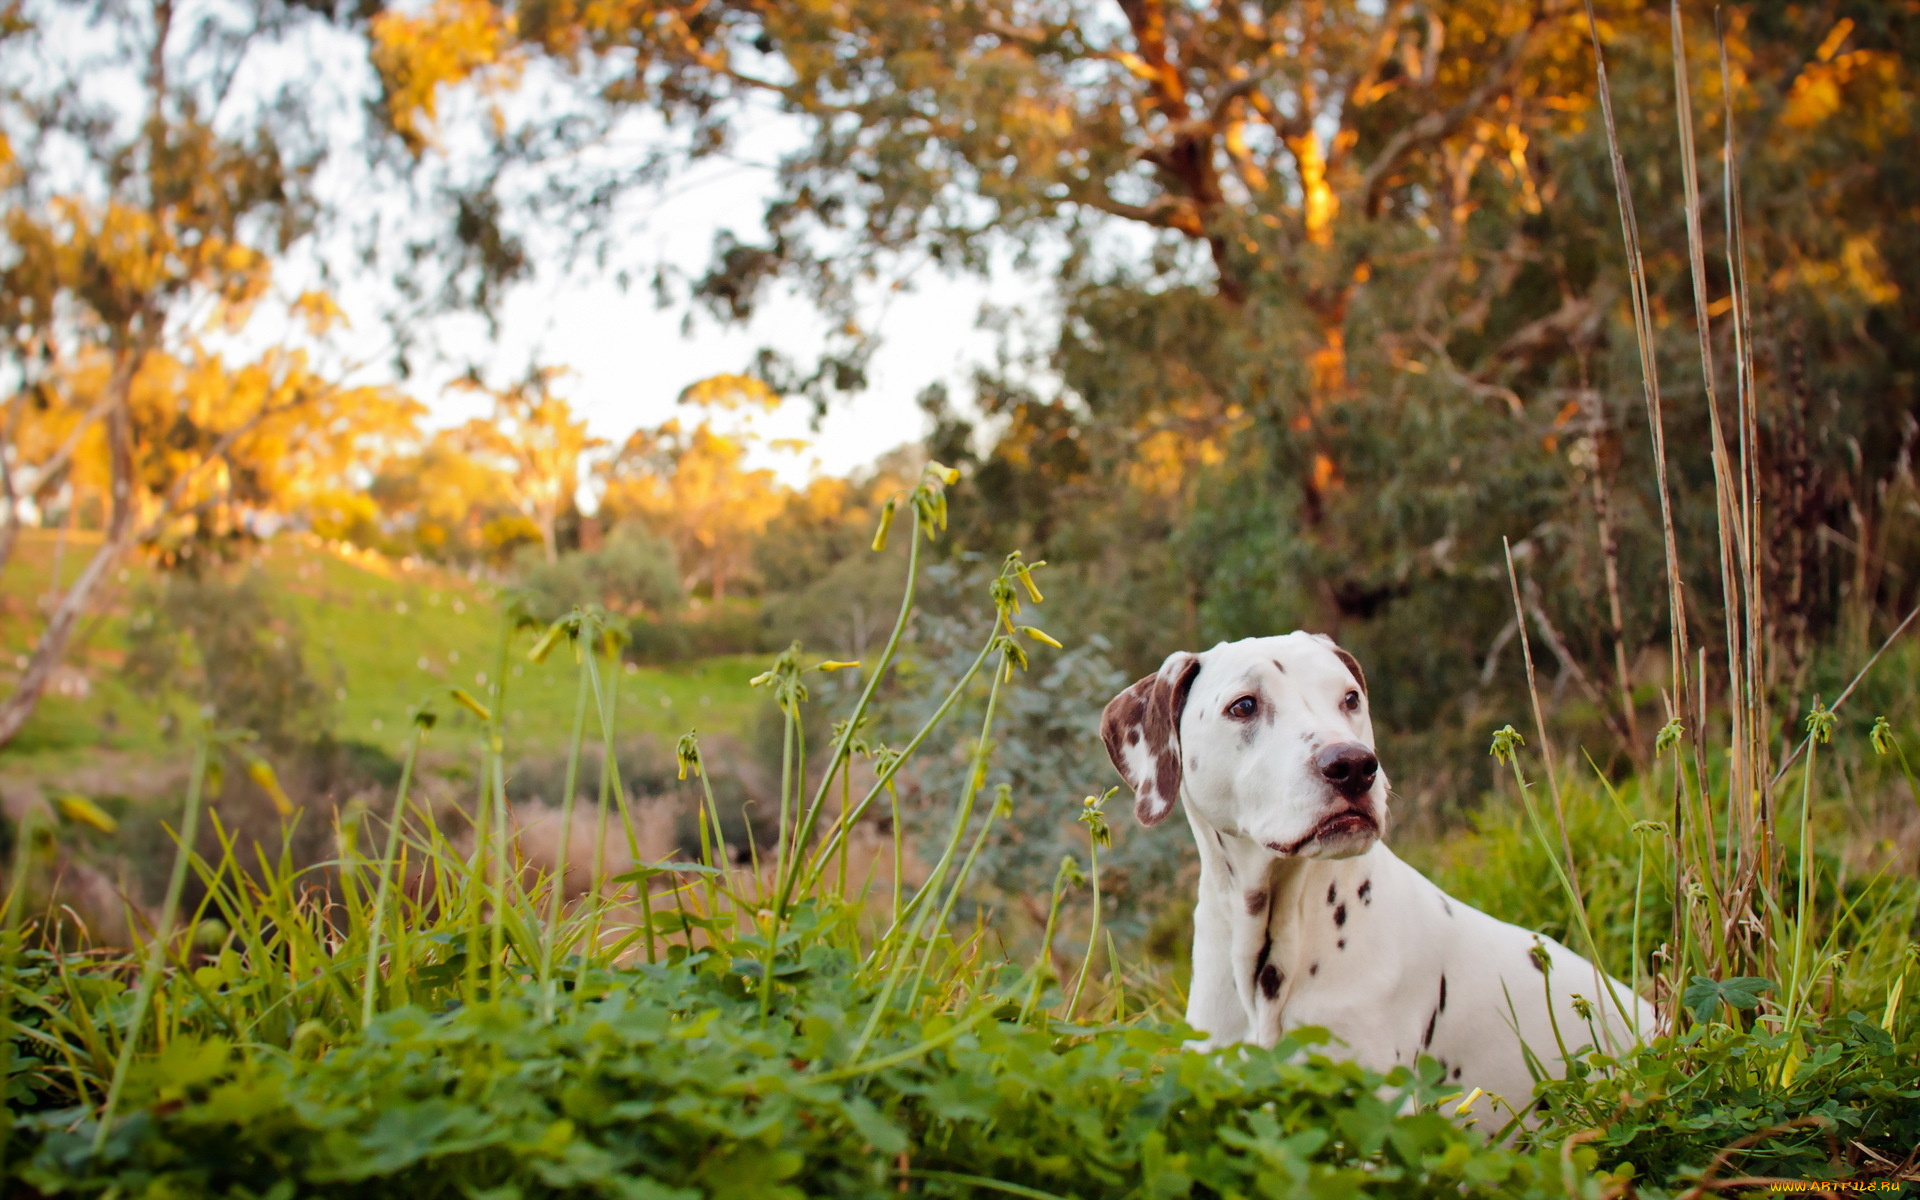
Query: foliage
1537,1012,1920,1187
514,524,683,626
5,473,1920,1195
449,367,605,565
600,394,789,603
0,471,1578,1196
882,569,1186,945
370,0,1920,804
1,950,1587,1200
122,567,332,750
625,602,779,666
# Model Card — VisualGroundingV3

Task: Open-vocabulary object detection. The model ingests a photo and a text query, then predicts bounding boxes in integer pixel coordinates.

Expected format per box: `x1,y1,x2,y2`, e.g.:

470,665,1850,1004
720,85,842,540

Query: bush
626,602,777,664
122,566,332,750
4,945,1579,1199
514,524,683,625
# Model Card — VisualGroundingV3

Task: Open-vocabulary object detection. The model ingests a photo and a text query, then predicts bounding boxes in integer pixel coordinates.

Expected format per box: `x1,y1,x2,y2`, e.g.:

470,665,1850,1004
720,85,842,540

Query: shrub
514,525,683,626
122,566,332,750
626,602,777,664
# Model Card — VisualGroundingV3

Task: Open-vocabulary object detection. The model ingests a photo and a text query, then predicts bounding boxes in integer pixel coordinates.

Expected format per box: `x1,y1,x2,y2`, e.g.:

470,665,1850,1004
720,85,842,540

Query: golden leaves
292,291,349,336
371,0,520,155
1782,19,1899,135
678,372,782,412
600,403,788,601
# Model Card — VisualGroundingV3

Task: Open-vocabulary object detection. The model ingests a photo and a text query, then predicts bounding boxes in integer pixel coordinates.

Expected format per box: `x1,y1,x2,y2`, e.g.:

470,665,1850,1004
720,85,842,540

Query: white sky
414,199,1027,486
350,92,1050,487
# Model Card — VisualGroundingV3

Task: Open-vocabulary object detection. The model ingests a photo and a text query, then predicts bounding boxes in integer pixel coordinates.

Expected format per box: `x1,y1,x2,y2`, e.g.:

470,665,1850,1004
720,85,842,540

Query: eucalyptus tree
0,0,411,746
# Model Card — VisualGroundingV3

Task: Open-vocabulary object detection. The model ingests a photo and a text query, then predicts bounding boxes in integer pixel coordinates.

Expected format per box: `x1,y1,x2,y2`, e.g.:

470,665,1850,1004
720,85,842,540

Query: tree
0,0,411,746
368,429,527,562
448,366,603,564
600,376,787,602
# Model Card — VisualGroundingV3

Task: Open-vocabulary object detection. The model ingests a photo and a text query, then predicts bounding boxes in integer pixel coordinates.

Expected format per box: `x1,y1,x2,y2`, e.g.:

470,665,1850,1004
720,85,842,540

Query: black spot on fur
1271,659,1286,674
1422,1006,1439,1049
1245,889,1268,916
1439,975,1447,1013
1253,935,1271,990
1357,879,1372,904
1308,962,1318,976
1326,882,1338,905
1452,1066,1463,1080
1440,896,1453,917
1259,963,1282,1000
1336,939,1346,950
1333,904,1347,927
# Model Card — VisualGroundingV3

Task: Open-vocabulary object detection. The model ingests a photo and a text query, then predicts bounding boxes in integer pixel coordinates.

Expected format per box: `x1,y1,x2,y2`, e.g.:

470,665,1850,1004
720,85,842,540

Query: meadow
0,528,763,774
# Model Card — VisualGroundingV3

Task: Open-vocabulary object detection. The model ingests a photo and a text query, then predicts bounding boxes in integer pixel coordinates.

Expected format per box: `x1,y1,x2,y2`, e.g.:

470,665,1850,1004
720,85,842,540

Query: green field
0,530,765,786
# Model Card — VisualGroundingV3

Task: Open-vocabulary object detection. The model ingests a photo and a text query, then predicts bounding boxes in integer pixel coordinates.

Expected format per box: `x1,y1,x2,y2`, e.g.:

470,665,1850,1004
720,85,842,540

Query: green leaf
1683,975,1774,1022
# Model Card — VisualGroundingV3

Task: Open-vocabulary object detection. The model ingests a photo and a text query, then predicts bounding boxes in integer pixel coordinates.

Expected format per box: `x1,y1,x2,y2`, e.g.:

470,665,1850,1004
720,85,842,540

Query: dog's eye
1342,690,1361,711
1227,695,1258,720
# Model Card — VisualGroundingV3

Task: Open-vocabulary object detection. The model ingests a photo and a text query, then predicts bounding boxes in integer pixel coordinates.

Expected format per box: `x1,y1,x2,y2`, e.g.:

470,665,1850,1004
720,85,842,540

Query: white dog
1101,633,1654,1123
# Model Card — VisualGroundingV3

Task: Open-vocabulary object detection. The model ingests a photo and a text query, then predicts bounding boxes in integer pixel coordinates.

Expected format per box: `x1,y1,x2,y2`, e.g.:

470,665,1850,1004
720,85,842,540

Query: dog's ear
1101,651,1202,826
1312,633,1367,696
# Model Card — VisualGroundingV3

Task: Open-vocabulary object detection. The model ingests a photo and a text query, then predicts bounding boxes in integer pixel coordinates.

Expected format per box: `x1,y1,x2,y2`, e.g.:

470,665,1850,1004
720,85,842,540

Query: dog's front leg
1184,869,1250,1050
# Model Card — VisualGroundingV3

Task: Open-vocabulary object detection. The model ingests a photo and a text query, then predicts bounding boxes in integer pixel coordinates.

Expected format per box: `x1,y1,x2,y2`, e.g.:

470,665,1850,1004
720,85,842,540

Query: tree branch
1357,10,1546,215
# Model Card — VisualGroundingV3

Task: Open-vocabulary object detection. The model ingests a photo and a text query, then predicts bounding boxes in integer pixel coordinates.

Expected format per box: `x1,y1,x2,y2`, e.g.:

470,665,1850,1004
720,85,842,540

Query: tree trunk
0,354,137,748
538,507,558,564
1294,294,1352,527
0,467,19,578
0,392,21,576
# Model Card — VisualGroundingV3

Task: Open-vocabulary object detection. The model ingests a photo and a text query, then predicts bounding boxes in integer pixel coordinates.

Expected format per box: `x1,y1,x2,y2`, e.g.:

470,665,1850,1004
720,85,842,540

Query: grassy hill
0,529,765,787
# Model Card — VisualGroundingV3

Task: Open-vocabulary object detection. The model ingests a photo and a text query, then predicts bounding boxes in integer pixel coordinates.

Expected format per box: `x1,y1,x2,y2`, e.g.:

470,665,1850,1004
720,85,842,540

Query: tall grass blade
92,723,211,1156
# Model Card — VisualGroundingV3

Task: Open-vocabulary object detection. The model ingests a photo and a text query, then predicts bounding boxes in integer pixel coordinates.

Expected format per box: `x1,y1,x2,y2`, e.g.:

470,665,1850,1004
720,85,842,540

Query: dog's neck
1191,810,1385,1020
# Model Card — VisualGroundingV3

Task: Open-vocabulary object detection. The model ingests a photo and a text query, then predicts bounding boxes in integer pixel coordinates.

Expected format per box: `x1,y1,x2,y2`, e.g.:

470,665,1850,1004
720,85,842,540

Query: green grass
0,529,763,775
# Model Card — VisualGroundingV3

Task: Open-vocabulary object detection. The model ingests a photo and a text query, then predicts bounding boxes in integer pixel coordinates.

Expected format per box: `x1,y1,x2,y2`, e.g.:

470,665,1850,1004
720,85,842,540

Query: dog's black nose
1315,742,1378,798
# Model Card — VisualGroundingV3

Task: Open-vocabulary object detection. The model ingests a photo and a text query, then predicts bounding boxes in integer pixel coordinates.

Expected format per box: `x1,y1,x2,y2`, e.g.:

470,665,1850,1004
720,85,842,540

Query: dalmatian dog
1101,633,1655,1124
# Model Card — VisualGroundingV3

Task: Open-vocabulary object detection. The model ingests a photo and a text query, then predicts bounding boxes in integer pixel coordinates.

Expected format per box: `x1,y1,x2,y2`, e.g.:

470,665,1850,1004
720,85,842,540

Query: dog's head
1100,633,1386,859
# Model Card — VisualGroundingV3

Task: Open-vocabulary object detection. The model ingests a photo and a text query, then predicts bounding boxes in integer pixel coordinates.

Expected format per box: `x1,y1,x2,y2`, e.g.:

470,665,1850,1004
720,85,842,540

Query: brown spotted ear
1100,651,1202,826
1313,633,1367,696
1332,647,1366,696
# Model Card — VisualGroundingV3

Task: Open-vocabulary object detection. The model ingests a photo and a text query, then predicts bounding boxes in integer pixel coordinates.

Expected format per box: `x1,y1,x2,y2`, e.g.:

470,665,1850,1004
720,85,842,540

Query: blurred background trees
2,0,1916,812
350,0,1919,799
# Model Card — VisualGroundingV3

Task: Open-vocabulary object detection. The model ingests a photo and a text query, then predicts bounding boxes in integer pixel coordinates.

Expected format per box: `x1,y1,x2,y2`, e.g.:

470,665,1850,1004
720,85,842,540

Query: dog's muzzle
1264,804,1380,857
